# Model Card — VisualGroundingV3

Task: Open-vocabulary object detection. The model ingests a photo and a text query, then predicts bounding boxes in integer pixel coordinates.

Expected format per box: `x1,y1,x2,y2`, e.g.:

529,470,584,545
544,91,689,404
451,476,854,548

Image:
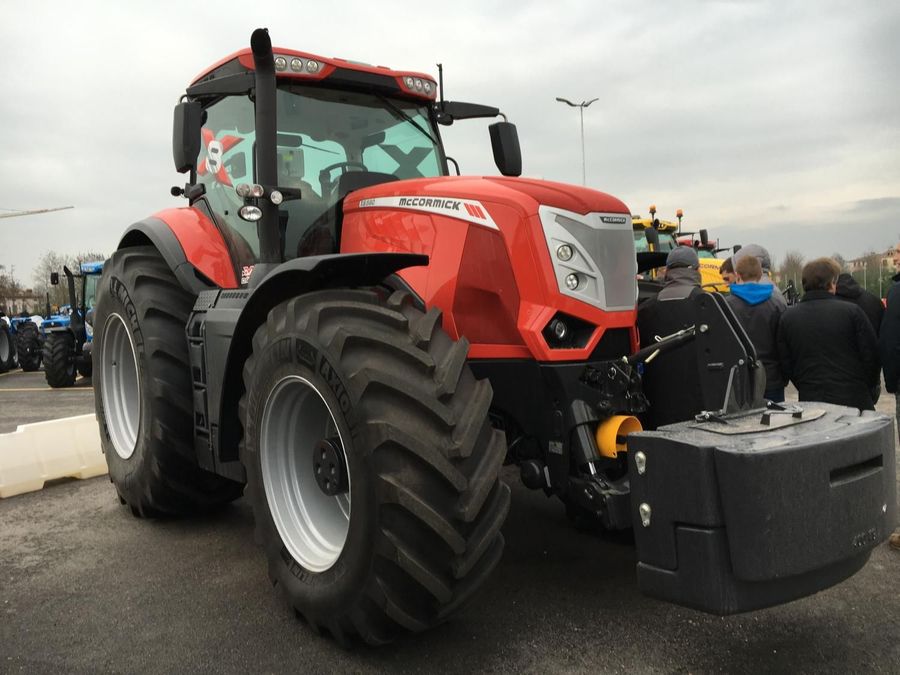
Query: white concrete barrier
0,414,107,498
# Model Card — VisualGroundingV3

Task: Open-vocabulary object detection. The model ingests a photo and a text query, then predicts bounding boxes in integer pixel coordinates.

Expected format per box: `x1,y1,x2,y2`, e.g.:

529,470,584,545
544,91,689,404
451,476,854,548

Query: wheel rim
100,313,141,459
0,331,8,363
261,375,351,573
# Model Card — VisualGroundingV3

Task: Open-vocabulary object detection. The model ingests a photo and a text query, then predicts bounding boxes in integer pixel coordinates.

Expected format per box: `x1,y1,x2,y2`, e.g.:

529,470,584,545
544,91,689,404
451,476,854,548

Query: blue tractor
10,314,43,371
42,261,104,387
0,310,15,372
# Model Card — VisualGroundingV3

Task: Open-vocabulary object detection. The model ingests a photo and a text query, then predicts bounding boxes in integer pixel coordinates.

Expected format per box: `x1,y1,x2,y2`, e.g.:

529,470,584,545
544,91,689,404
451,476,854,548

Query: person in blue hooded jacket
725,254,786,401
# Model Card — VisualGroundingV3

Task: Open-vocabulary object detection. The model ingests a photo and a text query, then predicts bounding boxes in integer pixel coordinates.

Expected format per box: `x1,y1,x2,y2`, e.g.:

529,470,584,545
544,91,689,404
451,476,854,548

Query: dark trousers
765,387,785,403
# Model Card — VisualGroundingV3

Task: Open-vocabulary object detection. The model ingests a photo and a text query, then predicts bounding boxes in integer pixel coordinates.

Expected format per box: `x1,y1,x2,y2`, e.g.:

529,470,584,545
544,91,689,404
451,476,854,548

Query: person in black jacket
636,246,703,428
836,272,884,334
726,255,786,401
878,243,900,550
778,257,880,411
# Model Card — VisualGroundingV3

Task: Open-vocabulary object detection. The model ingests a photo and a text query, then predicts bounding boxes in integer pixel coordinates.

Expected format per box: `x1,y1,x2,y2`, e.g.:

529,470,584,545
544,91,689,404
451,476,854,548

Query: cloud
0,0,898,289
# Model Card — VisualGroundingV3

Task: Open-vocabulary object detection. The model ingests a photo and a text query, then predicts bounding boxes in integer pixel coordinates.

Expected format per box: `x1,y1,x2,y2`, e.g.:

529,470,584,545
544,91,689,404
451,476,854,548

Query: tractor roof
190,47,437,103
632,216,679,233
80,261,104,275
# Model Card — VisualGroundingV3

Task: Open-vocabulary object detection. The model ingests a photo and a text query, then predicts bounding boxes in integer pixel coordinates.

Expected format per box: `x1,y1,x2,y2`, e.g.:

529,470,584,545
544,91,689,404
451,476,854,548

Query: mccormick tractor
92,29,896,646
43,262,103,387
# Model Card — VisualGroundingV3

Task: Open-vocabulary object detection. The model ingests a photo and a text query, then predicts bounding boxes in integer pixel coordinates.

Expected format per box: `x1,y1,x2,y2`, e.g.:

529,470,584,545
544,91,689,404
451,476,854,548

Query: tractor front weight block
628,403,896,615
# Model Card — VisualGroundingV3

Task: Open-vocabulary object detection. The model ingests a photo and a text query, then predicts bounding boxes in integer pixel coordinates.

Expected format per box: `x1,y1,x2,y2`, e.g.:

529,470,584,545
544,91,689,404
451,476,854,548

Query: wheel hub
313,437,348,496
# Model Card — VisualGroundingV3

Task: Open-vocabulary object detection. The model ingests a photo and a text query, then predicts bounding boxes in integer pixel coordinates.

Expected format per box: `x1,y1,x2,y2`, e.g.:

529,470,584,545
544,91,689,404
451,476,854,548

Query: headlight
538,205,637,311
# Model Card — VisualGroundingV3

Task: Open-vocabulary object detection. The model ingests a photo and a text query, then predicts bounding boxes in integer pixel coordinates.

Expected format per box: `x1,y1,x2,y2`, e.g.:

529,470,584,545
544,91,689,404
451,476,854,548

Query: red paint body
174,50,640,362
162,177,639,362
153,207,239,288
341,176,639,362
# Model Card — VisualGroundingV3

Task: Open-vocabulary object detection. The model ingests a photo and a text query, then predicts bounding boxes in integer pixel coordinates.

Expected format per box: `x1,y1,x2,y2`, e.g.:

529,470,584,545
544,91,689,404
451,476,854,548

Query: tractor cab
175,44,520,285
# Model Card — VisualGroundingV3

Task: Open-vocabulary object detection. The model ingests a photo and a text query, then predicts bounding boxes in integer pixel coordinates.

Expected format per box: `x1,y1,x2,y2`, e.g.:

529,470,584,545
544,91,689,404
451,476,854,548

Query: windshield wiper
375,94,439,147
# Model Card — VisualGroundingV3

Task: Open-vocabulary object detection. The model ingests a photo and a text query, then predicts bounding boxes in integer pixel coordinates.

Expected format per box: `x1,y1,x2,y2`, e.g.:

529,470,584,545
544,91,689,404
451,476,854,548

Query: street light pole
556,97,598,186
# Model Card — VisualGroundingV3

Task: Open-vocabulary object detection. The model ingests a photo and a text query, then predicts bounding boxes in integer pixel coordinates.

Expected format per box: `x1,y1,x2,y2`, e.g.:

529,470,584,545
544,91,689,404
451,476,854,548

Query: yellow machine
633,206,729,292
632,205,679,254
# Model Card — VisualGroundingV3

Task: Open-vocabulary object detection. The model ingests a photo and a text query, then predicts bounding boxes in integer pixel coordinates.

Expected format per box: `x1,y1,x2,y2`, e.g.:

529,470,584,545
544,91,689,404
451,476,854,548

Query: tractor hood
344,175,630,219
341,174,639,363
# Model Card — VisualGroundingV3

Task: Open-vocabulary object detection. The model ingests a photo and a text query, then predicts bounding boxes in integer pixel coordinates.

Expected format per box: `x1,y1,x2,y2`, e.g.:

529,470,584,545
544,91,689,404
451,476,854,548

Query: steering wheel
318,161,369,198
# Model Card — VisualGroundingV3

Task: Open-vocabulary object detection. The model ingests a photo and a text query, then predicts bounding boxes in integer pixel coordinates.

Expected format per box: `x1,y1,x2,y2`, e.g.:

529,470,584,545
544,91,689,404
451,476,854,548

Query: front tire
43,332,76,386
0,322,14,373
240,289,510,645
16,321,41,372
77,354,92,378
93,245,242,516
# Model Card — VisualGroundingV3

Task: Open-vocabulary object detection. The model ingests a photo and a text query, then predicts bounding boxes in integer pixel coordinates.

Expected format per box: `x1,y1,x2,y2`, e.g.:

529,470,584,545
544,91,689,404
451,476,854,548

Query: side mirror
173,101,203,174
700,229,709,246
50,272,59,286
645,227,660,251
488,121,522,177
733,244,742,254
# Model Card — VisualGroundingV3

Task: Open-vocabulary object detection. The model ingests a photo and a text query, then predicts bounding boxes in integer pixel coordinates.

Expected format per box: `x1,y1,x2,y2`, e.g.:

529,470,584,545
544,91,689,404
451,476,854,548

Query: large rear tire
16,321,42,372
94,245,243,516
43,332,76,386
0,322,14,373
240,289,510,646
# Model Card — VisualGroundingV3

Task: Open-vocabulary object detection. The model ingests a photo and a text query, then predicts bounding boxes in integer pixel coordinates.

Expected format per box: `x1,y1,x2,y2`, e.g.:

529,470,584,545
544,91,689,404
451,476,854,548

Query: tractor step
628,403,896,614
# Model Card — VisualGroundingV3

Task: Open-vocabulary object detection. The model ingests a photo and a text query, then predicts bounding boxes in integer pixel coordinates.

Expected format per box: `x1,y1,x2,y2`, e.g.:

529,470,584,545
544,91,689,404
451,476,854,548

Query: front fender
119,207,237,293
208,252,428,470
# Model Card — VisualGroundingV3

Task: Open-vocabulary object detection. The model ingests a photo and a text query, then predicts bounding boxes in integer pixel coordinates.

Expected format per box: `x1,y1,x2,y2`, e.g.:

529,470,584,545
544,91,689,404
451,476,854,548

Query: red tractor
93,29,896,645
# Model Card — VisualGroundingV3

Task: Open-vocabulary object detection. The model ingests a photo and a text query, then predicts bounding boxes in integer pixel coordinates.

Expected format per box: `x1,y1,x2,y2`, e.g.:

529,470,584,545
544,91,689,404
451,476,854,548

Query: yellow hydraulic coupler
596,415,642,458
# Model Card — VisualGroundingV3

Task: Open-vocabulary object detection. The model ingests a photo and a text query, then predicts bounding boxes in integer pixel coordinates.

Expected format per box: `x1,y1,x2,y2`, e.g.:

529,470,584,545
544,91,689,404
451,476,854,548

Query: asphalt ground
1,374,898,673
0,370,94,433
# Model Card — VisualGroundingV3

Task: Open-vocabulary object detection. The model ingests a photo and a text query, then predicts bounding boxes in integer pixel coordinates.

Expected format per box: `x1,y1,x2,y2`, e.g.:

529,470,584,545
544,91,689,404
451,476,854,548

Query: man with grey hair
733,243,787,308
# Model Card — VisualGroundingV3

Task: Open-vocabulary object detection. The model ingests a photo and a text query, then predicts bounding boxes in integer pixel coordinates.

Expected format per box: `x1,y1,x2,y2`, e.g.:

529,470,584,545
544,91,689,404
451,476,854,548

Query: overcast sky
1,0,898,287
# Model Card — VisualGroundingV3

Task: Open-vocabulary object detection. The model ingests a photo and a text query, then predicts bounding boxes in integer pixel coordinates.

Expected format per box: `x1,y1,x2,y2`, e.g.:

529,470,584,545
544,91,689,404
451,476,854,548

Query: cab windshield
633,230,677,253
83,274,99,310
196,85,445,270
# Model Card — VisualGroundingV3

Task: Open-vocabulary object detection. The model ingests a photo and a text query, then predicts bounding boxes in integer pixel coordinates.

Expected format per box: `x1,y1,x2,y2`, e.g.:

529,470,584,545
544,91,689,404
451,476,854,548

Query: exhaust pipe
250,28,281,272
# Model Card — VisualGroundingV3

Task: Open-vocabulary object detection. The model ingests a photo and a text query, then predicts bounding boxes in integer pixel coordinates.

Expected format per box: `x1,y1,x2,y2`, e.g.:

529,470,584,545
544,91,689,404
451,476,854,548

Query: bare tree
850,250,887,298
0,264,23,313
778,250,805,291
831,252,846,271
32,250,108,309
